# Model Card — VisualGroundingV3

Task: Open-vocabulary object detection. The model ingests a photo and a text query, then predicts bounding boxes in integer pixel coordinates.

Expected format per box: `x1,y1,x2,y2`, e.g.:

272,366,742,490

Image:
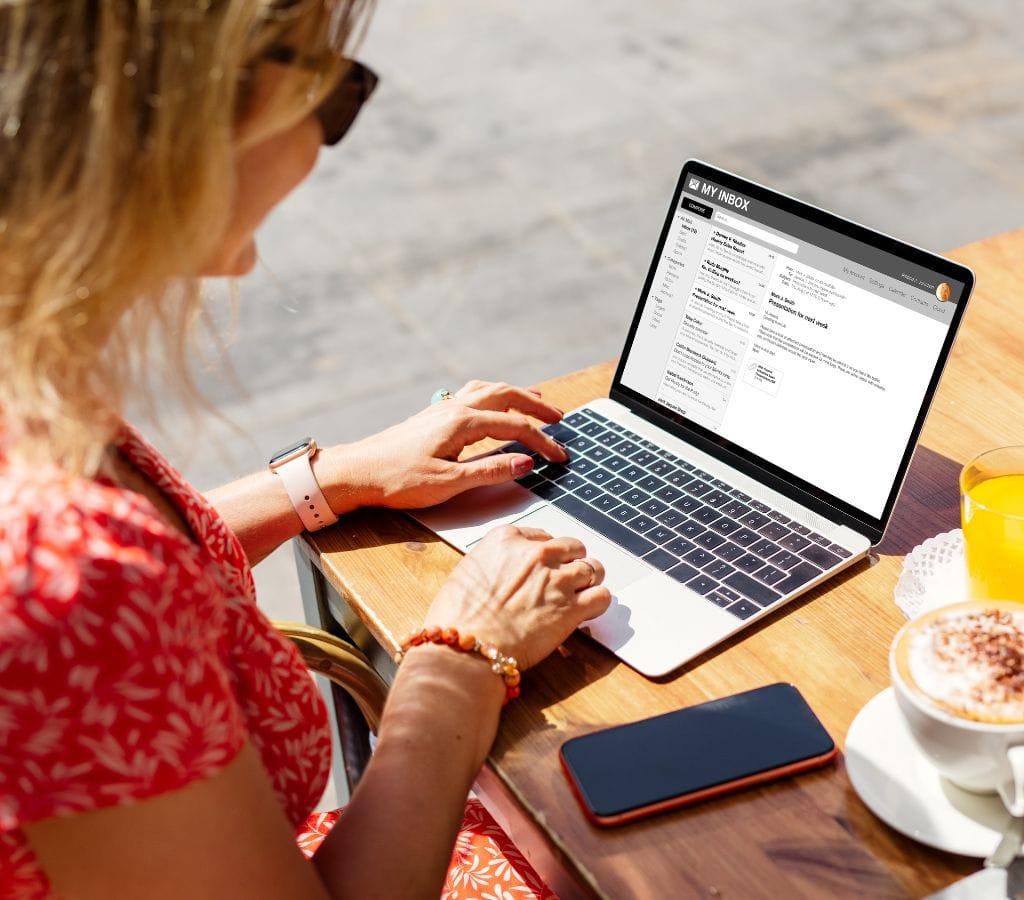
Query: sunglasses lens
315,62,378,146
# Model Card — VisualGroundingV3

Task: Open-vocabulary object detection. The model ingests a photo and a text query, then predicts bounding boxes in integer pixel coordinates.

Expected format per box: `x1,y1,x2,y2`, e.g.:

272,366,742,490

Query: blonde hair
0,1,371,474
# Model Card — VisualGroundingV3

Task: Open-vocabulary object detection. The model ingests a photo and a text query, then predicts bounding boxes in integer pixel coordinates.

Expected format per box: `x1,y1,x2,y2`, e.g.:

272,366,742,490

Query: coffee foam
899,605,1024,724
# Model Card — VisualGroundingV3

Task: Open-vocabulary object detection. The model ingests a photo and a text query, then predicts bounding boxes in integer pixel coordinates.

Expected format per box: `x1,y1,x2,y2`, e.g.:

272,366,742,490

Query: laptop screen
614,160,972,539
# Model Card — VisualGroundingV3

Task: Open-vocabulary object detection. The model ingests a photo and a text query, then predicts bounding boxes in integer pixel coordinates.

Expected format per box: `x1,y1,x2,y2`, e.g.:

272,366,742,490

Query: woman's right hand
422,525,612,670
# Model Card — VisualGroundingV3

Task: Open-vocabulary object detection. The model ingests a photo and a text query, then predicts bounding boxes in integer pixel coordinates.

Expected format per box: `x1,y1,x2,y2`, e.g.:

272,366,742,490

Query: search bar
714,211,798,254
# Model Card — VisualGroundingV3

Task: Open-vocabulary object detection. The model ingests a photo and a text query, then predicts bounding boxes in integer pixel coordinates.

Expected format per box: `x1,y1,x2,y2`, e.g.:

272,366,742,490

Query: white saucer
846,688,1010,857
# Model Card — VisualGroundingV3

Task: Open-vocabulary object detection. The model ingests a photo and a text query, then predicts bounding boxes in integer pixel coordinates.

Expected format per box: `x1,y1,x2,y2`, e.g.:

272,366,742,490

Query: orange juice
962,473,1024,602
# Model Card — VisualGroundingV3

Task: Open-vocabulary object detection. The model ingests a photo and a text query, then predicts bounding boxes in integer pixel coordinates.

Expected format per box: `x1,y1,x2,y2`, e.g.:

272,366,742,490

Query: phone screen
559,683,836,824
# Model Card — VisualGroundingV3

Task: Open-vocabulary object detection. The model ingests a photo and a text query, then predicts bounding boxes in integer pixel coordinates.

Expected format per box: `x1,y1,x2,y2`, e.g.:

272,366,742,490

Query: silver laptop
412,160,974,678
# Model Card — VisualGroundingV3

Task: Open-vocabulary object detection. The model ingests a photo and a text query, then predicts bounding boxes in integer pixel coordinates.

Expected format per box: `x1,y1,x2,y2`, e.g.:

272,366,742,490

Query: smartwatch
268,437,339,531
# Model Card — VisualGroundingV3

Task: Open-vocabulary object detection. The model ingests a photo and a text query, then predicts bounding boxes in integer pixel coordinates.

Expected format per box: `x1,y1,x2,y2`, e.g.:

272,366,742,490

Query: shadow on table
876,446,962,558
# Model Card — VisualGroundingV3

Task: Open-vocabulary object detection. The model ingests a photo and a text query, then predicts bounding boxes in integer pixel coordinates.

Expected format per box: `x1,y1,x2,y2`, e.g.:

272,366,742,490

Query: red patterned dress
0,425,555,899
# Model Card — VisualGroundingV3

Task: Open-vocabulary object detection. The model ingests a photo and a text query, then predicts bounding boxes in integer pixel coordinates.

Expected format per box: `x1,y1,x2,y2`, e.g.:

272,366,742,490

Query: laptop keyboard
500,408,852,621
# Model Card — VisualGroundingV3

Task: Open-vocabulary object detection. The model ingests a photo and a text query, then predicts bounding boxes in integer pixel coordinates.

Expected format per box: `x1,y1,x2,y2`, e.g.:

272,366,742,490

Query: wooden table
296,230,1024,898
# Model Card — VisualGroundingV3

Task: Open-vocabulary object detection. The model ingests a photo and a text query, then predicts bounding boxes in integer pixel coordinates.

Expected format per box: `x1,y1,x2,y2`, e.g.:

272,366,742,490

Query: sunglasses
262,45,378,146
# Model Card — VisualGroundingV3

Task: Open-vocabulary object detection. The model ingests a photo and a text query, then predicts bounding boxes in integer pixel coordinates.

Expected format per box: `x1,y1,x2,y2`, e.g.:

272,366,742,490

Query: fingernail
513,456,534,475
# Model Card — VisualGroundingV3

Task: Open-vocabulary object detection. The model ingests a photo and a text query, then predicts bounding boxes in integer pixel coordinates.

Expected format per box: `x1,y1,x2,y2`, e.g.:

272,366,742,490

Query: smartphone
559,682,837,827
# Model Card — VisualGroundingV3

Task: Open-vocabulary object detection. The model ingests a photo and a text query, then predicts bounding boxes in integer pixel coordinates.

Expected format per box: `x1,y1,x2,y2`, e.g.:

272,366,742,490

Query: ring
430,388,454,404
579,559,598,588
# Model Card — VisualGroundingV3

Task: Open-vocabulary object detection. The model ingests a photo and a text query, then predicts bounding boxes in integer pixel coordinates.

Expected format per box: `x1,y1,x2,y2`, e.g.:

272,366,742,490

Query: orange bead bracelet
395,626,522,705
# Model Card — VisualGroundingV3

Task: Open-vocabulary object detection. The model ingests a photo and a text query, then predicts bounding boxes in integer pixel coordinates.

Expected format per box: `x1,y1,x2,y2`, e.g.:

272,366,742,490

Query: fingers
455,380,563,423
572,557,605,591
450,409,566,462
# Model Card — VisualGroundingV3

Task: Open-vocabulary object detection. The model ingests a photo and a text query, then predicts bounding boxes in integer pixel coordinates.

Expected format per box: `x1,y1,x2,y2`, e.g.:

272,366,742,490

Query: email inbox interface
621,177,954,518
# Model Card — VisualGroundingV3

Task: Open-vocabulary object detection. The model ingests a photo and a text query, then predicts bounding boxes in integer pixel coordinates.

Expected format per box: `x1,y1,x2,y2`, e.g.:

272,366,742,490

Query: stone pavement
145,0,1024,622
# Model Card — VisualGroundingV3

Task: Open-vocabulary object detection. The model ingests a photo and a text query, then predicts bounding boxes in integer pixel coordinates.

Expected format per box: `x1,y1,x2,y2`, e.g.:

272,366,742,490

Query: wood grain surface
302,229,1024,899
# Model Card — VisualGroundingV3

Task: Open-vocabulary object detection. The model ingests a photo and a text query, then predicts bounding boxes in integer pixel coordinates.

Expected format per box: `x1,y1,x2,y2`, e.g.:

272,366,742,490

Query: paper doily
893,528,969,620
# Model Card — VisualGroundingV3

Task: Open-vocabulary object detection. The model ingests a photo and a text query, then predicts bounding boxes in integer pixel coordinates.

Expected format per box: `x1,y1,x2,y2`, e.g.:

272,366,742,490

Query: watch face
269,437,314,468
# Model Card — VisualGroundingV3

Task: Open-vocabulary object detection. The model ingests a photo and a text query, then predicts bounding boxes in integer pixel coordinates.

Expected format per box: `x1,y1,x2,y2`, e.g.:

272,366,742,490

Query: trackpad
409,481,544,549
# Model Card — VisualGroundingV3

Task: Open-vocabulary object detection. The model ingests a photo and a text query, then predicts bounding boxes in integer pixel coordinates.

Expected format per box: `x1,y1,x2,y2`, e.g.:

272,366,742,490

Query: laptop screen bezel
610,159,974,545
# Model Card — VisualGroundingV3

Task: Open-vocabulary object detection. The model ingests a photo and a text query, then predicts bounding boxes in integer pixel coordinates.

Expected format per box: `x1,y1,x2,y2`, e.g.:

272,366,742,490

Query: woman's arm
206,381,568,567
24,525,610,900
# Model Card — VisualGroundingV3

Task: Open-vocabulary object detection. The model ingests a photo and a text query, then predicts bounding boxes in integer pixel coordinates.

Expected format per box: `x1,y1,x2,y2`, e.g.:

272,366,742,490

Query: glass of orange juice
961,446,1024,601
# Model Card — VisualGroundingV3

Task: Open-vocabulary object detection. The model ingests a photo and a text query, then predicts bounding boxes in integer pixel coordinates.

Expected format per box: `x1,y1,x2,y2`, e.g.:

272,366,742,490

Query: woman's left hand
316,380,570,512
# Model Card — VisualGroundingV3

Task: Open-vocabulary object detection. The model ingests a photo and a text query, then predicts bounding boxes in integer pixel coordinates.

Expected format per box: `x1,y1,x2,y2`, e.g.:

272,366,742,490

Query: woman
0,3,610,898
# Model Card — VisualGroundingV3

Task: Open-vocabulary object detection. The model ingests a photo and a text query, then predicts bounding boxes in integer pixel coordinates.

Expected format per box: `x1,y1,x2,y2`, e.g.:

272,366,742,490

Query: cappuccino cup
890,600,1024,813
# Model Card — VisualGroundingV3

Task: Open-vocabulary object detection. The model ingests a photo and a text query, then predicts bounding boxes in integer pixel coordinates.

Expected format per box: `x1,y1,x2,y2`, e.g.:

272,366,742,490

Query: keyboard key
615,441,640,457
693,469,712,480
584,408,607,422
575,484,603,503
677,521,706,540
686,574,717,595
711,479,732,492
517,472,544,489
666,471,694,488
552,495,656,557
683,548,716,568
594,494,620,513
654,485,685,504
779,533,811,552
768,550,801,570
790,523,811,536
707,591,733,609
627,515,658,534
647,526,676,545
726,599,761,620
754,565,787,586
580,421,605,437
566,436,594,454
632,451,658,467
695,531,726,551
622,488,651,507
731,489,752,502
621,465,647,482
657,509,687,528
531,481,566,501
808,532,831,546
604,478,632,495
704,490,731,508
538,463,568,480
709,518,741,536
640,439,659,451
667,562,700,584
607,422,624,432
555,473,587,491
542,423,576,443
741,511,771,529
731,528,760,547
829,543,853,559
637,475,665,493
758,522,789,541
715,585,743,604
750,539,780,559
749,500,771,514
566,456,597,476
767,510,791,524
583,445,612,463
721,500,751,519
639,498,669,517
644,548,679,571
589,468,613,484
735,554,764,573
597,431,624,447
603,455,628,472
723,571,782,607
704,560,735,580
623,431,641,441
800,544,843,569
675,496,705,513
612,505,637,522
684,480,713,497
715,542,745,562
664,537,696,557
564,412,590,428
775,561,823,594
692,507,721,525
649,460,676,477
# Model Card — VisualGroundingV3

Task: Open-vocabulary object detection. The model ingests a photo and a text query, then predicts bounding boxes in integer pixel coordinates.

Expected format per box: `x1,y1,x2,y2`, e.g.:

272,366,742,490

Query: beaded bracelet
395,626,522,705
